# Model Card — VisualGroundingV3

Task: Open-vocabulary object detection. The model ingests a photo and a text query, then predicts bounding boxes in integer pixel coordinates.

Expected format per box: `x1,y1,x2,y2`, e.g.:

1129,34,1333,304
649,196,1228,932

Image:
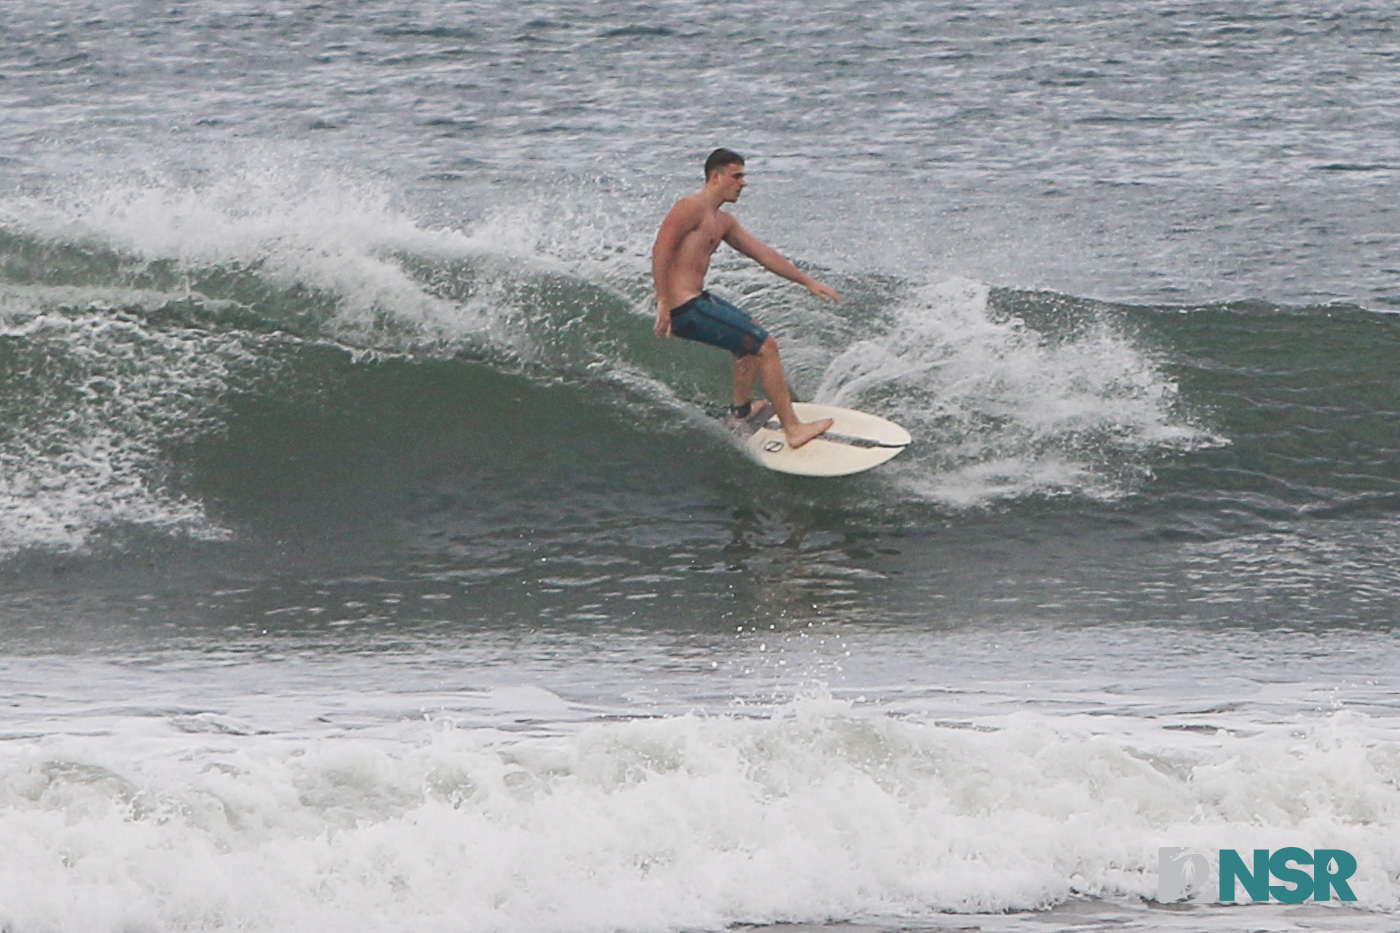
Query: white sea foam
0,694,1395,933
0,303,237,556
811,278,1220,506
0,160,503,343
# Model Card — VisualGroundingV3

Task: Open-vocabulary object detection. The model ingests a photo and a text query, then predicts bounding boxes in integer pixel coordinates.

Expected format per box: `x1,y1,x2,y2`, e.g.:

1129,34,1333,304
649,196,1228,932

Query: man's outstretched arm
723,221,840,303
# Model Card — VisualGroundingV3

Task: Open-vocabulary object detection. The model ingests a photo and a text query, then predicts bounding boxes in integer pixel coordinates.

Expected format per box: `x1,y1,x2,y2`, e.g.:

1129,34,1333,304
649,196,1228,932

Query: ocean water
3,1,1400,930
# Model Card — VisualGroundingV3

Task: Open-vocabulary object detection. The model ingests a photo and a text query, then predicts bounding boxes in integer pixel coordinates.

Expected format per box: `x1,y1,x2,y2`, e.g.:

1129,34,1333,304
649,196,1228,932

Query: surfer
652,148,840,449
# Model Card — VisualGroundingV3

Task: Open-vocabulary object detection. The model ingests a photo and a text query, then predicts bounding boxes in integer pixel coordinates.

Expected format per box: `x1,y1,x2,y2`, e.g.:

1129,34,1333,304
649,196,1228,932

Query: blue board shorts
669,291,770,357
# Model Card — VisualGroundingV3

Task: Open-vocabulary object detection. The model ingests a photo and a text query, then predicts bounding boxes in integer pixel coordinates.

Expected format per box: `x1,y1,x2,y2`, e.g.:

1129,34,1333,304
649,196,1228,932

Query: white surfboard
729,402,911,477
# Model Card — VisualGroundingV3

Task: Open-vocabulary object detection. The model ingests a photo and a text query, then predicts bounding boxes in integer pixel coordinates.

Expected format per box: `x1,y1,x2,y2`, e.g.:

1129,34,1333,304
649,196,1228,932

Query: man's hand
654,306,672,337
807,281,841,303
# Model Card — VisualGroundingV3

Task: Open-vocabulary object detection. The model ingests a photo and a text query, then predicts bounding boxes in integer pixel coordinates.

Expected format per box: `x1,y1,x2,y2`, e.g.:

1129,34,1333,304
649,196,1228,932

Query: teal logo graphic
1158,848,1358,903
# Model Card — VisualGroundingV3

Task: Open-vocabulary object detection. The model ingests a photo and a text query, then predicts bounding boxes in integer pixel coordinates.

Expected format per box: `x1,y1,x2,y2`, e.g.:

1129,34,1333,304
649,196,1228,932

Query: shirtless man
652,148,839,449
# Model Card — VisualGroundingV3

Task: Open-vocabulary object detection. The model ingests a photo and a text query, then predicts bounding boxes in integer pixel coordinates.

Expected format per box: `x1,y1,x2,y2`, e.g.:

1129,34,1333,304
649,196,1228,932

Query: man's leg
674,293,828,445
754,337,831,449
732,353,759,409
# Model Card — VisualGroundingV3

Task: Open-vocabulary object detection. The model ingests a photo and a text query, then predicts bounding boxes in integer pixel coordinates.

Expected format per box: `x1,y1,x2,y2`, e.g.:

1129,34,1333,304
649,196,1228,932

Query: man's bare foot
785,417,834,449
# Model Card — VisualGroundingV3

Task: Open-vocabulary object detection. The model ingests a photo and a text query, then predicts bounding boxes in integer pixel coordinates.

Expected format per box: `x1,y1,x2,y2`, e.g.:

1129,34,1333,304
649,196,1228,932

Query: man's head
704,148,746,202
704,148,745,180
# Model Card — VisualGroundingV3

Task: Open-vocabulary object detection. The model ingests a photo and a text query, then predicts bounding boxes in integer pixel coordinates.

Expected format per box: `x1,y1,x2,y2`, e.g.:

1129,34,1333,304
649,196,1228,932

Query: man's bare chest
690,213,729,253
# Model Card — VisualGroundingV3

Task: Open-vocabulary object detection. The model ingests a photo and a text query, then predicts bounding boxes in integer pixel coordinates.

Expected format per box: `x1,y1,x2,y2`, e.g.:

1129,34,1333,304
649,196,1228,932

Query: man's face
714,163,746,202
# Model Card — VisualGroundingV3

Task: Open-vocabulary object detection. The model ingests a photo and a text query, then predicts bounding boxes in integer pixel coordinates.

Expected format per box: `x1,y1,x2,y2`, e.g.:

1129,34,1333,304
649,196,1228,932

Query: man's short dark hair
704,148,745,179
